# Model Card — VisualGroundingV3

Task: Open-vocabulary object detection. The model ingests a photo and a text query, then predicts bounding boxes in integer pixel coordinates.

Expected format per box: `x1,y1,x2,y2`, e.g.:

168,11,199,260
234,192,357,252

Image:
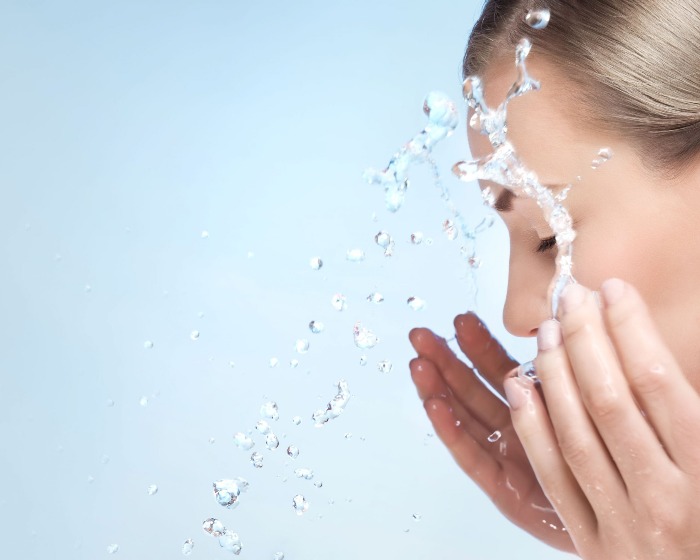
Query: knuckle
557,431,592,470
584,385,622,420
628,359,668,396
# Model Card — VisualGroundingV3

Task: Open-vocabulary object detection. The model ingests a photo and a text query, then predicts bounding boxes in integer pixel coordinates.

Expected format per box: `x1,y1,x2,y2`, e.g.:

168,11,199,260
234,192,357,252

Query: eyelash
536,236,557,253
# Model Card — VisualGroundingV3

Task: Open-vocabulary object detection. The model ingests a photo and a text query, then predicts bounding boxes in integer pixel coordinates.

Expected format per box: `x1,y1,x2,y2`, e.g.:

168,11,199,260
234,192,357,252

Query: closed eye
536,236,557,253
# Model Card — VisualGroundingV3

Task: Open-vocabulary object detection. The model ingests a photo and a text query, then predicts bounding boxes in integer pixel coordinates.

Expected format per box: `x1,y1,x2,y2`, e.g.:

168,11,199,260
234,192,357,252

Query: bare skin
410,57,700,558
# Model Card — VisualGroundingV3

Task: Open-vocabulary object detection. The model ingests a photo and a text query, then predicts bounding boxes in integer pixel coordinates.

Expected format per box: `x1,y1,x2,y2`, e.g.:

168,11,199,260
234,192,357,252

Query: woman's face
468,56,700,383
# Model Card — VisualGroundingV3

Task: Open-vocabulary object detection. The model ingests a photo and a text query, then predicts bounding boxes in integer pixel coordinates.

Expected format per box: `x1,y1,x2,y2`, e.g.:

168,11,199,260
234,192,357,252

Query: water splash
260,401,280,421
311,379,351,427
213,479,241,509
353,322,379,349
202,518,225,537
233,433,255,450
293,494,309,515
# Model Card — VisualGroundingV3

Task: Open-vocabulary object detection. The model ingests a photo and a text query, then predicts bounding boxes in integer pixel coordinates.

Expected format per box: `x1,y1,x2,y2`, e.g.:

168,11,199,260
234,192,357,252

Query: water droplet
87,475,95,483
233,432,255,450
287,445,300,459
294,339,310,354
481,186,496,207
374,231,392,249
346,248,365,262
107,543,119,554
251,452,264,468
443,219,458,240
213,479,241,508
201,230,210,239
274,553,285,560
525,7,551,29
294,468,314,480
359,355,367,366
256,420,271,435
367,292,384,304
260,401,280,421
353,321,379,349
190,330,200,341
423,91,459,130
147,484,158,495
84,284,92,293
410,231,424,245
311,379,351,427
208,437,216,444
265,433,280,450
344,432,353,439
269,357,279,368
202,518,225,537
412,513,422,521
247,251,255,259
218,530,242,555
314,480,323,488
293,494,309,515
229,361,236,368
106,399,115,407
144,340,154,349
331,294,347,311
182,539,194,555
309,320,324,333
139,396,149,407
407,296,426,311
488,430,502,443
377,360,393,373
292,416,302,426
289,359,299,368
468,256,482,269
101,454,110,464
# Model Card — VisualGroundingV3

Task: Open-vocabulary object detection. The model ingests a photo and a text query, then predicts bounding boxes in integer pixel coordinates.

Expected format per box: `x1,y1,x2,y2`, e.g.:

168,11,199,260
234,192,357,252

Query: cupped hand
409,313,576,553
504,279,700,559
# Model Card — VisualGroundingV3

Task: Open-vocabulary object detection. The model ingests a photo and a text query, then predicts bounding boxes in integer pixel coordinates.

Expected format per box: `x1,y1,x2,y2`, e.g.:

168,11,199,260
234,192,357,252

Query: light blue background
0,1,571,559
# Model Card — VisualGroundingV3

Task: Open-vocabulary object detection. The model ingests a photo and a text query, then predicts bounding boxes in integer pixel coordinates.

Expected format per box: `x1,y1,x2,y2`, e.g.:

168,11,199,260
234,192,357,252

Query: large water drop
525,7,551,29
213,479,241,509
218,530,242,555
265,433,280,450
260,401,280,421
202,518,225,537
331,294,347,311
287,445,300,459
293,494,309,515
251,452,264,468
309,320,324,334
309,257,323,270
233,432,255,450
353,322,379,349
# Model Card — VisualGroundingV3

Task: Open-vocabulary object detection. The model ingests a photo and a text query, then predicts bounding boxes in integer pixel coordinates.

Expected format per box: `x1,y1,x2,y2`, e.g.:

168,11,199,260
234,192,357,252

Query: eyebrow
494,188,515,212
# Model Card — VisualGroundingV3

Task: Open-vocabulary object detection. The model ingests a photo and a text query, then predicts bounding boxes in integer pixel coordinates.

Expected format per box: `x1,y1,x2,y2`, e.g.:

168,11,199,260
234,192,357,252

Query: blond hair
464,0,700,174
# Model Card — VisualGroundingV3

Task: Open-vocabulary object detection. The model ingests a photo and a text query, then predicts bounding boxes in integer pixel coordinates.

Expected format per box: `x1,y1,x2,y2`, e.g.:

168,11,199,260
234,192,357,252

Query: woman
409,1,700,557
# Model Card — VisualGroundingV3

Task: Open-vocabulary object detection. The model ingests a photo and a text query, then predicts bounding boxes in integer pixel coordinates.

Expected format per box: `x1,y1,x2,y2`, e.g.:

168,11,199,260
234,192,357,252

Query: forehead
468,55,604,184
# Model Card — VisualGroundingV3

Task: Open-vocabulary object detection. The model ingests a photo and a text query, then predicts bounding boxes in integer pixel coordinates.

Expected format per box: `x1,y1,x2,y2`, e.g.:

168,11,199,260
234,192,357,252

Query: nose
502,251,552,338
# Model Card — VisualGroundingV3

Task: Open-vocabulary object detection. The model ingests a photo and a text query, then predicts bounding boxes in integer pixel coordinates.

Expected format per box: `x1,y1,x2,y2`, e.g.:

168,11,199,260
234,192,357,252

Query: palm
409,313,574,553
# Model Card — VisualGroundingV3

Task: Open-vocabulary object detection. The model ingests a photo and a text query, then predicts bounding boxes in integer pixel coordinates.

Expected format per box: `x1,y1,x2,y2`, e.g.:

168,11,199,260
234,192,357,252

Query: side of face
468,56,700,380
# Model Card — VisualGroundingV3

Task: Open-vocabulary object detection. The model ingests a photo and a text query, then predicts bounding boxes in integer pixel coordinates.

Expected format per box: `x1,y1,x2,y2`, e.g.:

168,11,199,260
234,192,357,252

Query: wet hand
409,314,576,553
506,279,700,559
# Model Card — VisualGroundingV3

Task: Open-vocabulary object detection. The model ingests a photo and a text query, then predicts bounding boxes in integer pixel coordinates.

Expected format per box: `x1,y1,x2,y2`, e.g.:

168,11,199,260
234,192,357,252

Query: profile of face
469,55,700,384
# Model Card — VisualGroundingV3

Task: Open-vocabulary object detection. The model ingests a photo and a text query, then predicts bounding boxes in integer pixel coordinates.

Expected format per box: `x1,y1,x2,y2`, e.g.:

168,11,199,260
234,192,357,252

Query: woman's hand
409,313,576,553
504,279,700,559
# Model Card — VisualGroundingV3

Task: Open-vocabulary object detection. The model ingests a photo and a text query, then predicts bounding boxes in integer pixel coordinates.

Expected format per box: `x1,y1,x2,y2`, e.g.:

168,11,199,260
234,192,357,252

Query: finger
535,318,630,514
454,312,519,398
410,326,511,429
504,375,597,535
423,396,504,495
601,278,700,471
410,357,493,442
557,284,676,484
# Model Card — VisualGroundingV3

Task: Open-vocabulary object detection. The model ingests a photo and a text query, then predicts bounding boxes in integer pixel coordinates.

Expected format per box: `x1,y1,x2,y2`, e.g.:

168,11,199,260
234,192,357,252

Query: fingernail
559,283,587,314
537,320,562,351
601,278,625,307
504,377,532,411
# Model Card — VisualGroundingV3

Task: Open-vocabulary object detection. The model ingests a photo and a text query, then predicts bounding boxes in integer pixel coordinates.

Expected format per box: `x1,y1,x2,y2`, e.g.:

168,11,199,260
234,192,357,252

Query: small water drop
260,401,280,421
346,248,365,262
101,454,110,464
410,231,424,245
359,355,367,366
292,416,302,426
256,420,271,435
143,340,154,350
314,480,323,488
251,452,264,468
287,445,300,459
218,530,242,555
344,432,353,439
367,292,384,304
468,256,482,269
353,321,379,349
309,257,323,270
87,475,95,483
412,513,422,521
294,339,310,354
294,467,314,480
202,517,225,537
289,359,299,368
274,553,285,560
233,432,255,450
481,186,496,207
213,479,241,508
147,484,158,496
443,219,458,241
269,357,279,368
293,494,309,515
107,543,119,554
229,361,236,368
201,230,210,239
374,231,392,249
182,539,194,556
208,437,216,444
407,296,426,311
190,330,200,341
377,360,393,373
331,294,347,311
84,284,92,293
525,7,551,29
265,433,280,450
488,430,502,443
106,399,115,407
309,320,324,333
139,396,149,407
